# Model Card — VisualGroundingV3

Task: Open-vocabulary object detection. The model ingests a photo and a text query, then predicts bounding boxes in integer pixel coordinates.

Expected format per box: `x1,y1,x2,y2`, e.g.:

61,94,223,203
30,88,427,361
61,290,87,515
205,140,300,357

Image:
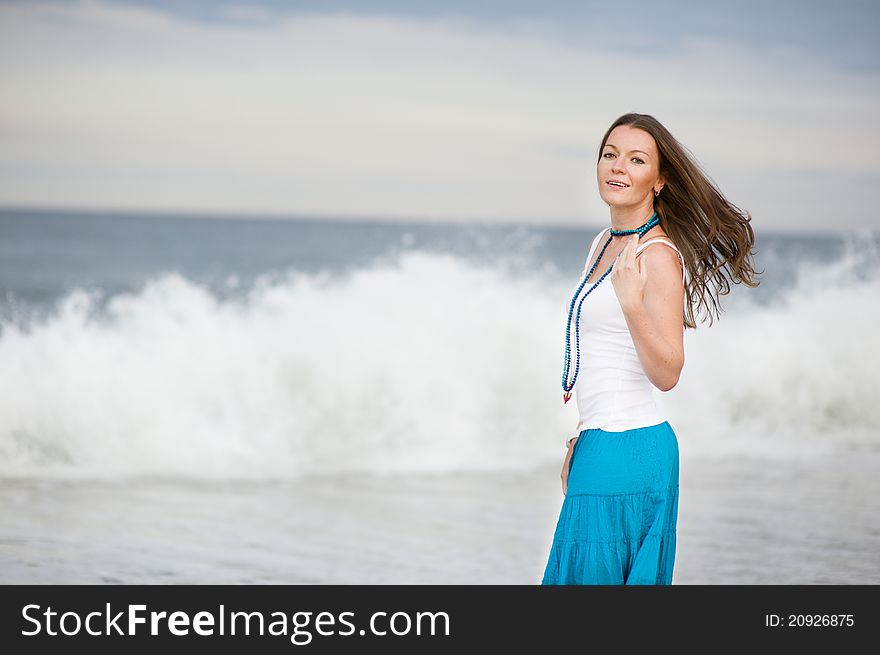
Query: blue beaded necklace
561,212,660,404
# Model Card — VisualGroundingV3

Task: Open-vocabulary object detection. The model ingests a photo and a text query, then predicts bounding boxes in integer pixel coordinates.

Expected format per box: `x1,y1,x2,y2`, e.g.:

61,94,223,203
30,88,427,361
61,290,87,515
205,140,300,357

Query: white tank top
569,227,686,432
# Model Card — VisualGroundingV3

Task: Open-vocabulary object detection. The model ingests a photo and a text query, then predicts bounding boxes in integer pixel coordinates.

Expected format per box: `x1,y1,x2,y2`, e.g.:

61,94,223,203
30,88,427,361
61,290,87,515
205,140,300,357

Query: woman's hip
567,421,679,495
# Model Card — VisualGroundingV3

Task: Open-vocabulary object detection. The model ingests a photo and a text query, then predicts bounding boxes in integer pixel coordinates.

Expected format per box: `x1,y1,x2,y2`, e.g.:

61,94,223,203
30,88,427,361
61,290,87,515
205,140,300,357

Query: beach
2,0,880,597
2,448,877,585
1,210,878,585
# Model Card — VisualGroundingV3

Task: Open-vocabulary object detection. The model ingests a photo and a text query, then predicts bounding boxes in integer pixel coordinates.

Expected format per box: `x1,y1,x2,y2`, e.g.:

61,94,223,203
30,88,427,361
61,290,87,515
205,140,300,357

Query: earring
654,189,660,197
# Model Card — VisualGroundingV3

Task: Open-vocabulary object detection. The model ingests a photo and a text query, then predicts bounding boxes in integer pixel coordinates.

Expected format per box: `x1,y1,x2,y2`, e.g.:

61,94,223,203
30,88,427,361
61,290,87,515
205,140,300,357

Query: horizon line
0,203,849,237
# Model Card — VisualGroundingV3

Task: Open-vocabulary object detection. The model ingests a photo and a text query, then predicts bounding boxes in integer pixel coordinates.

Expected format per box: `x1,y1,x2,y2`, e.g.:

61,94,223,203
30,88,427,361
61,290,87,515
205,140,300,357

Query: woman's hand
560,437,578,494
610,233,648,310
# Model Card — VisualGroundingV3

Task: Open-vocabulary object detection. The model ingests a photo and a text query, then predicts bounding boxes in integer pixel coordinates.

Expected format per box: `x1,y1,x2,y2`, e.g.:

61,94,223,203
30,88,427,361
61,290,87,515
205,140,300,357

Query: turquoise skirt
541,421,679,585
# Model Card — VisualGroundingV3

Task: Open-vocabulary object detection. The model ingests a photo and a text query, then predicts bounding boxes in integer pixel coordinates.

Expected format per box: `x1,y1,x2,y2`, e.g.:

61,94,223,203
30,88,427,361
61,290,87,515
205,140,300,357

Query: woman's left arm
611,234,685,392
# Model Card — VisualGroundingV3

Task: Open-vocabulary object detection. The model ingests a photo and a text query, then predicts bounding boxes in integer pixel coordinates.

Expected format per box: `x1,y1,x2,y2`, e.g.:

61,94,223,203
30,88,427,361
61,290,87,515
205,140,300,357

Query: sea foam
1,243,877,480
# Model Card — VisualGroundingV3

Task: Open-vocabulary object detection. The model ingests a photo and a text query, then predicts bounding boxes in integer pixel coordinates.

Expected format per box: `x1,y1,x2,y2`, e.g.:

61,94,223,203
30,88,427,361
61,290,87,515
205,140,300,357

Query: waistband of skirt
576,420,672,435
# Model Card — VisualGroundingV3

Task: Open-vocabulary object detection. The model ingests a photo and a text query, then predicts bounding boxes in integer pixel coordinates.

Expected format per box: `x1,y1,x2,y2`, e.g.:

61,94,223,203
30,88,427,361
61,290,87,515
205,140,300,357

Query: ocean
1,207,878,584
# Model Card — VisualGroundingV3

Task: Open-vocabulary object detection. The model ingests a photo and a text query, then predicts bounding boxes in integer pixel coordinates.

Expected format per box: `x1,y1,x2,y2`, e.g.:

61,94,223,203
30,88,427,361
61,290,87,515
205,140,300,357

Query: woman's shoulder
585,226,611,254
592,225,611,240
637,231,680,253
637,233,685,282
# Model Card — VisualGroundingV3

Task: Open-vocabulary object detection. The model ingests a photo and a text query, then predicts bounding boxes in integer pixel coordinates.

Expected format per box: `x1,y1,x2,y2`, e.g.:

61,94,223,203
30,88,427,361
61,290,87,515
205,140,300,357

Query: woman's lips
606,181,629,190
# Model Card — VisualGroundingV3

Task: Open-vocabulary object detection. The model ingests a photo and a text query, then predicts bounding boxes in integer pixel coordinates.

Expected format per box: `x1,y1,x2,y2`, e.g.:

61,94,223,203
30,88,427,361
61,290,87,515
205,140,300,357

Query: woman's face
597,125,664,209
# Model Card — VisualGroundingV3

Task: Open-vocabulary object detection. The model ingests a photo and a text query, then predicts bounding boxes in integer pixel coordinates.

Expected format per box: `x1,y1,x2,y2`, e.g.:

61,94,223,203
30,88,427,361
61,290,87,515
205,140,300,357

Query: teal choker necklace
561,212,660,404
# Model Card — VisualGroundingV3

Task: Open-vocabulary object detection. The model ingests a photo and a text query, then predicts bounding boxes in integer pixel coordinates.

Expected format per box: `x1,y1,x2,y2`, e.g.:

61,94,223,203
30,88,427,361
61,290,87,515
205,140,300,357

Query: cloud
0,0,878,230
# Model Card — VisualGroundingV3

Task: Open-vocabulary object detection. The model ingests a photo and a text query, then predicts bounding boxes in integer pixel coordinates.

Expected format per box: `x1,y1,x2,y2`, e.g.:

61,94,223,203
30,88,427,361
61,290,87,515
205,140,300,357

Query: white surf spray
0,240,877,480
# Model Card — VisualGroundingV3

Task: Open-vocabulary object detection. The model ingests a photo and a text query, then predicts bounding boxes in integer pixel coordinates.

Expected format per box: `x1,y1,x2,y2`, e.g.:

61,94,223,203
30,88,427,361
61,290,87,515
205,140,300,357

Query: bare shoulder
637,241,684,290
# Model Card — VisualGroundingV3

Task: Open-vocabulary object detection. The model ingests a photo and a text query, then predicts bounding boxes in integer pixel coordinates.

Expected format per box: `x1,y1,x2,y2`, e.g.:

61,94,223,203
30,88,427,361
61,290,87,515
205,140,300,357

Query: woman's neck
610,205,656,233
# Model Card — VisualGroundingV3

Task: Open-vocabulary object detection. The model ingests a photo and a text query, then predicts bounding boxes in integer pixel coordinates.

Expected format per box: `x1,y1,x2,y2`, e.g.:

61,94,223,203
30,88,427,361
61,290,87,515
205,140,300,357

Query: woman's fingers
560,456,570,494
616,234,638,261
624,233,638,265
613,234,638,279
560,441,577,494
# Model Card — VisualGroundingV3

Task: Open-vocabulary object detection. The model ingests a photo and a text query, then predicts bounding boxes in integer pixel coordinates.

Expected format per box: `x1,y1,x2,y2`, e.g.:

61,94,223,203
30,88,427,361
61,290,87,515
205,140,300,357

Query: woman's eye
603,152,615,159
633,158,645,164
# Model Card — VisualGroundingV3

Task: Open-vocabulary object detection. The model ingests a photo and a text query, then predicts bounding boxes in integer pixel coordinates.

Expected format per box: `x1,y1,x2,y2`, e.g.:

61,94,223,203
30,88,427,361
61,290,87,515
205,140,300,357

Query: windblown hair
599,113,762,329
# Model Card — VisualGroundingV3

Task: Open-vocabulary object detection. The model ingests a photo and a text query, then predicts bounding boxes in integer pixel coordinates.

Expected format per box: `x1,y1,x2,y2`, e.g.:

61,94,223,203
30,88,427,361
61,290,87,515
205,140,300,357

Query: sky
1,0,878,232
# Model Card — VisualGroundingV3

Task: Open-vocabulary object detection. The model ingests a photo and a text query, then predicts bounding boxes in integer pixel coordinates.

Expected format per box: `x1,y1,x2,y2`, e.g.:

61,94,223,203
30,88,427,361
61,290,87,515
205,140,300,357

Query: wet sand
1,450,878,584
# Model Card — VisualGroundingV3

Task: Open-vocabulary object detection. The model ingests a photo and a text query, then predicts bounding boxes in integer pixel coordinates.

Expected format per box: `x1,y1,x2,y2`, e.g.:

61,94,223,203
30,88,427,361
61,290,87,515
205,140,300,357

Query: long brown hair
598,113,762,329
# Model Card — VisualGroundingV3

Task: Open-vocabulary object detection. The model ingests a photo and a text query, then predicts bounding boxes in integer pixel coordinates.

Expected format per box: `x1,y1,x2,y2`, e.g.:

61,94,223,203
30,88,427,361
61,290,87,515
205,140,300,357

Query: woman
541,113,760,585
